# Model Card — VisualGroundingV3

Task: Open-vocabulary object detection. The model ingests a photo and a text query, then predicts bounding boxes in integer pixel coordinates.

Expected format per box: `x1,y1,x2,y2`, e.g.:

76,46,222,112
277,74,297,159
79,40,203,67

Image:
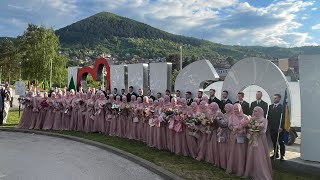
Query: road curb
0,128,184,180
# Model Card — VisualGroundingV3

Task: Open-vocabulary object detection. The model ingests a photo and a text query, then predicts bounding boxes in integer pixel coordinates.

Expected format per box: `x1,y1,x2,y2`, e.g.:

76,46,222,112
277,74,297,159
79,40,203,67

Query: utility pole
50,58,52,89
180,46,183,70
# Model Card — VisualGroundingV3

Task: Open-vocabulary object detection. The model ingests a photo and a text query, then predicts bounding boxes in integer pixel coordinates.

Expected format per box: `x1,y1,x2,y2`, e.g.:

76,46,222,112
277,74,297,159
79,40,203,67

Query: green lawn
3,110,319,180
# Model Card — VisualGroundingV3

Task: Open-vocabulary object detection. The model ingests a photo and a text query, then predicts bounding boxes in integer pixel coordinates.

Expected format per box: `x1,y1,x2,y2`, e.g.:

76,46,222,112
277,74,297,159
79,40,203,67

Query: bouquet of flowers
246,117,264,146
216,116,228,128
162,108,175,122
40,99,49,108
143,107,155,119
20,97,31,106
184,115,201,128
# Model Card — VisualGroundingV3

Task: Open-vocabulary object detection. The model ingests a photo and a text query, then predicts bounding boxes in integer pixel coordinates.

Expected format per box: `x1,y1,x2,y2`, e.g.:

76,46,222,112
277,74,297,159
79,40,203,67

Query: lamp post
179,46,183,70
50,58,52,89
102,66,105,90
19,62,22,80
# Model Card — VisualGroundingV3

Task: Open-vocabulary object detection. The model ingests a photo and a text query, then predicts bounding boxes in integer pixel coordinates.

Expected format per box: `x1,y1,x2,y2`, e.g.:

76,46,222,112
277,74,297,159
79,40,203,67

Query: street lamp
179,46,183,70
19,62,22,80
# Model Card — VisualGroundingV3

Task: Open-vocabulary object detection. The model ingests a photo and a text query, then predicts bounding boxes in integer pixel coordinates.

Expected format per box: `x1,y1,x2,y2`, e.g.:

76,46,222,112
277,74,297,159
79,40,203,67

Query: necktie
274,104,277,109
257,101,260,105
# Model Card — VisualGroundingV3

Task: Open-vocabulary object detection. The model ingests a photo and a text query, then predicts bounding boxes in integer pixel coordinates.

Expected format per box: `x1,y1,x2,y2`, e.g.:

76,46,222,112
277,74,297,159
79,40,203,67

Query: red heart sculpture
77,57,110,91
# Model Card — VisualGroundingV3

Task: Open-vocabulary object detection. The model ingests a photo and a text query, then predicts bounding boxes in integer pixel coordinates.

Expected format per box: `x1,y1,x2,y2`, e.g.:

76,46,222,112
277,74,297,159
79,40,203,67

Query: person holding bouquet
146,99,156,147
226,103,249,176
69,93,80,131
196,101,211,161
244,106,272,180
185,102,200,159
141,96,150,143
127,95,137,139
136,97,144,140
154,98,167,150
114,95,122,136
84,94,95,133
29,90,42,129
61,92,72,131
205,102,220,166
108,94,118,136
167,97,177,152
52,93,64,130
34,92,49,130
17,92,34,129
117,96,129,138
94,93,107,133
174,98,189,156
42,92,57,130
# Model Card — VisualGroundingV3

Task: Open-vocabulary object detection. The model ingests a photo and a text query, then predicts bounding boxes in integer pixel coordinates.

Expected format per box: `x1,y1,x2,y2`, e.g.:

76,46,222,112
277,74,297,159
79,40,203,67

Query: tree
226,56,236,66
17,24,66,86
0,38,20,84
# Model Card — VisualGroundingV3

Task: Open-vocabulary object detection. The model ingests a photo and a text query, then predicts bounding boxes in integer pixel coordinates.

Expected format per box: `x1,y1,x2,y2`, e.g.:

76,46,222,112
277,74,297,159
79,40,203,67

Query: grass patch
3,110,320,180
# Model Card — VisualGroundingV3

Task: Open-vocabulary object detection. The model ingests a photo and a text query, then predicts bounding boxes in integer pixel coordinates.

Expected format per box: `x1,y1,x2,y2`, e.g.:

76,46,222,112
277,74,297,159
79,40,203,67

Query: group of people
17,86,287,180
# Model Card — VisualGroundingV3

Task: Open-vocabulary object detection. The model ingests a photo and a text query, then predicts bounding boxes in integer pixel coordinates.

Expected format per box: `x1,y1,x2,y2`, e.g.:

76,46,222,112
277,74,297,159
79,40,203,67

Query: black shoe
280,156,285,162
270,154,279,159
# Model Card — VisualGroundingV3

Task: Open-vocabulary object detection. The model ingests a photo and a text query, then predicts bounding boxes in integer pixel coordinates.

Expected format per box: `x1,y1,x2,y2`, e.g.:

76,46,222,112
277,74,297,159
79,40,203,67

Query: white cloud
0,0,318,47
312,7,317,11
312,24,320,30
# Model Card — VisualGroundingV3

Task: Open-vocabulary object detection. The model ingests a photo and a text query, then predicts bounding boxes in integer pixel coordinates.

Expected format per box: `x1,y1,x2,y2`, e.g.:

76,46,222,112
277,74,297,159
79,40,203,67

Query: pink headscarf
199,101,208,113
224,103,234,122
164,95,170,105
116,95,121,104
208,102,219,114
193,98,200,105
143,96,149,105
137,97,143,103
252,106,264,121
229,103,248,133
190,102,198,113
201,96,209,103
109,94,114,103
122,96,127,103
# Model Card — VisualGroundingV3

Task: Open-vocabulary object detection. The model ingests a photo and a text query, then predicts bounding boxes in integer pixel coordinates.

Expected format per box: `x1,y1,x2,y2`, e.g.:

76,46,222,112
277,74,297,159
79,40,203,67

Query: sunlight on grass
3,110,319,180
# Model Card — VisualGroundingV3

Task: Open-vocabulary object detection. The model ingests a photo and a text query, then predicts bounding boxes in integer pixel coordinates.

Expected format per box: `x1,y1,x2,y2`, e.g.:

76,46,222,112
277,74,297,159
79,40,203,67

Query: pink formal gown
17,99,33,129
244,118,272,180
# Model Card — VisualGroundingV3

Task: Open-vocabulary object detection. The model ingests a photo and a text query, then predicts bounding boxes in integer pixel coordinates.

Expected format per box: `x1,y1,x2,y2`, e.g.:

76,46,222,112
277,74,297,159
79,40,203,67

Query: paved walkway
0,131,163,180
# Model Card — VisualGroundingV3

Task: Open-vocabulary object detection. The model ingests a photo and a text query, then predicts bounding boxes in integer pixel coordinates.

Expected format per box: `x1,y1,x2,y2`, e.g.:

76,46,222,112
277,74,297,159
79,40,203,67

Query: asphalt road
0,131,163,180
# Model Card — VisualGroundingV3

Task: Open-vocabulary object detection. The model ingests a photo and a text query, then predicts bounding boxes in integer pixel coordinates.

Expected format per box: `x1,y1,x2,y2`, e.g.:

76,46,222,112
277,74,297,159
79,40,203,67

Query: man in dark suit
185,91,193,106
267,94,285,161
235,92,250,115
165,89,172,102
220,90,232,113
146,89,155,101
250,91,268,117
127,86,138,102
112,88,119,100
137,88,144,100
208,89,221,106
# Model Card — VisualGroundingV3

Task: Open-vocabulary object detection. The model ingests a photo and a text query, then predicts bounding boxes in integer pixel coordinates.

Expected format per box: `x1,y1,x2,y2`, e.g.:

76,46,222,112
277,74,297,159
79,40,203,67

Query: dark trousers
0,110,3,126
270,130,285,157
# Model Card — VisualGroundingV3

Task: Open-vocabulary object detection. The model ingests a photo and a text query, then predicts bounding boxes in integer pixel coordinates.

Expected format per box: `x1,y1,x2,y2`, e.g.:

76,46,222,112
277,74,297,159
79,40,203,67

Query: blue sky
0,0,319,47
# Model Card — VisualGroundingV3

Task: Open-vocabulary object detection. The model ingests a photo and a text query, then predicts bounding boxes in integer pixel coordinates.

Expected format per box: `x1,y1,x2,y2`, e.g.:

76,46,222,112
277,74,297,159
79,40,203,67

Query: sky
0,0,319,47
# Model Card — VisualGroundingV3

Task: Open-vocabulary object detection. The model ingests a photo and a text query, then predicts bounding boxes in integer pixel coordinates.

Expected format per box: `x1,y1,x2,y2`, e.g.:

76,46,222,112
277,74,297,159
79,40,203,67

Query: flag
282,88,290,144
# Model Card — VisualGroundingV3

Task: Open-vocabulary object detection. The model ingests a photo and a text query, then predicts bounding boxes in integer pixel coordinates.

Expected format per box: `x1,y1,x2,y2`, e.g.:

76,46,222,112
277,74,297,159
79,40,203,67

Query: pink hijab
229,103,248,131
193,98,200,105
224,103,233,122
201,96,209,103
115,95,121,104
190,102,199,113
199,101,208,113
164,95,170,106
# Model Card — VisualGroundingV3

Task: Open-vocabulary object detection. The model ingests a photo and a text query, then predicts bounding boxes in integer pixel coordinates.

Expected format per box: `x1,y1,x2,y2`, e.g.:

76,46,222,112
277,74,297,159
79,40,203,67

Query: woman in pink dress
84,94,95,133
17,92,34,129
154,98,167,149
226,103,249,176
61,92,72,131
94,93,107,133
126,95,136,139
166,96,177,152
76,93,86,131
204,102,220,165
114,95,123,137
196,101,210,161
151,100,160,147
42,92,56,130
69,93,80,131
29,90,42,129
136,97,144,140
244,106,272,180
52,93,63,130
118,96,129,138
185,102,199,159
217,103,233,169
146,98,156,147
174,98,189,156
141,96,150,143
108,94,117,136
34,92,49,130
193,98,200,105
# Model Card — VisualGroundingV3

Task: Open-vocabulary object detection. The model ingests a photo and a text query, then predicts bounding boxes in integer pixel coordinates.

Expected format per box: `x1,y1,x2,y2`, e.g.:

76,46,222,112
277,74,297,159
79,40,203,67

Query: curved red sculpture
77,57,110,91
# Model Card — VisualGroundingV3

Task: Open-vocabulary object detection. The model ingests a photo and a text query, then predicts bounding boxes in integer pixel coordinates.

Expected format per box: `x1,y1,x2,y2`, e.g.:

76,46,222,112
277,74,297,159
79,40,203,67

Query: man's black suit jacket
267,104,283,131
220,99,232,113
235,101,250,115
250,100,268,117
208,96,221,107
